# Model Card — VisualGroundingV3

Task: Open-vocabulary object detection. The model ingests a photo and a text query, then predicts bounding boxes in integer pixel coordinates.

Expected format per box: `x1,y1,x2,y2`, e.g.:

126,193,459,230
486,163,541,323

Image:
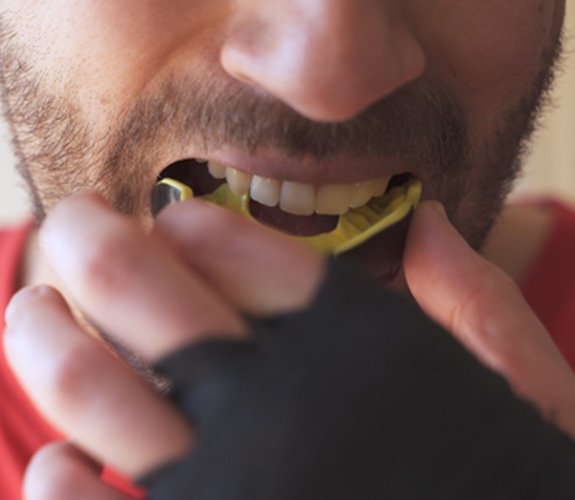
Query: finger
24,442,126,500
404,201,575,437
39,193,247,361
4,285,193,478
154,199,326,316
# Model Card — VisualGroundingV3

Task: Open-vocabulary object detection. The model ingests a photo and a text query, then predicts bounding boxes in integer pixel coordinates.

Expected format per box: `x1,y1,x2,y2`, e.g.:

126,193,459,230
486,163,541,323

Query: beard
0,21,564,254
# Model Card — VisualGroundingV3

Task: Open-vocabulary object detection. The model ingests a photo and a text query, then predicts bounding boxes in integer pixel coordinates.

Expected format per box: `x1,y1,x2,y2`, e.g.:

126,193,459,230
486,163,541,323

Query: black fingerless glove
139,260,575,499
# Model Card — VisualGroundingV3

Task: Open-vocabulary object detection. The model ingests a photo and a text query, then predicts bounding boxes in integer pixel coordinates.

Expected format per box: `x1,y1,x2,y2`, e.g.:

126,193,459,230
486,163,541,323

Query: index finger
153,199,326,317
40,194,248,361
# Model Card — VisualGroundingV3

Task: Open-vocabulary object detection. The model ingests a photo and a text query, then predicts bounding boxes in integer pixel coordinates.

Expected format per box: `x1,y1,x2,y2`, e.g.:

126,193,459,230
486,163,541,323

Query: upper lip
155,145,423,186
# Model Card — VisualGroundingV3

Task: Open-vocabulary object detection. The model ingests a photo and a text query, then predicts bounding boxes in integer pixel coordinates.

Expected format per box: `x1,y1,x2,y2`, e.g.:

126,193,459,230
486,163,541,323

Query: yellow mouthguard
154,177,422,255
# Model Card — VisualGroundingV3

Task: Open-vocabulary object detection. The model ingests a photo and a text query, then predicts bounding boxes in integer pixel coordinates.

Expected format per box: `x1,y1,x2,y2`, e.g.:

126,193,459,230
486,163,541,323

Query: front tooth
208,161,226,179
316,184,351,215
280,181,315,216
372,177,390,197
226,167,251,196
251,175,281,207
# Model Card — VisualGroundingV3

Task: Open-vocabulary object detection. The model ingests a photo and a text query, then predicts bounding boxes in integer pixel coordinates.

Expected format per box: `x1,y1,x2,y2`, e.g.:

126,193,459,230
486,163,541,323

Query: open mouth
152,159,422,256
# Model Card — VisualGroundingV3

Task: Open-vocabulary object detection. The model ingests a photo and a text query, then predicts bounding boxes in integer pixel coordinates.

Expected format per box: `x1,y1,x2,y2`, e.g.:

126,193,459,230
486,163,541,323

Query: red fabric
520,199,575,370
0,222,60,500
2,201,575,497
0,222,144,499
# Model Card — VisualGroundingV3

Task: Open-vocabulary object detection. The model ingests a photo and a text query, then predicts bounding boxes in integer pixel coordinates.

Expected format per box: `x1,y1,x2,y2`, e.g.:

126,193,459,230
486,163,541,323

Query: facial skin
2,4,575,493
0,1,566,279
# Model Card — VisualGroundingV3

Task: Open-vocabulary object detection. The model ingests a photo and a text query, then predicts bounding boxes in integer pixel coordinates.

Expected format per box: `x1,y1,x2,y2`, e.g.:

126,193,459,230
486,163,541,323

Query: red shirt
0,223,61,499
0,223,143,499
521,200,575,370
2,200,575,498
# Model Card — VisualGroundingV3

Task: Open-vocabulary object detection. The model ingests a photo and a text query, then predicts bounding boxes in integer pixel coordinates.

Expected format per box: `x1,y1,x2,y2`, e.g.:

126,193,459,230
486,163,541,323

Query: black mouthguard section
151,182,185,217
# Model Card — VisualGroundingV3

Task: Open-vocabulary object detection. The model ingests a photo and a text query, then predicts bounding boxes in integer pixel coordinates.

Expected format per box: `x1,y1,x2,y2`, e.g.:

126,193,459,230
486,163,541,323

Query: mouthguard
152,176,422,255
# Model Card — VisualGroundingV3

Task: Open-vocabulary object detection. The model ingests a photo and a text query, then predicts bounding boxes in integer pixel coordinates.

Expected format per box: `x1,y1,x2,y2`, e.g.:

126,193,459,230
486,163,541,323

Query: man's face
0,1,565,279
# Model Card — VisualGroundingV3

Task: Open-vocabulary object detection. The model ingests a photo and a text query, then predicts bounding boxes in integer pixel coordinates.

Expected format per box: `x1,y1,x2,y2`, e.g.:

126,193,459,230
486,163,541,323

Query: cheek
8,0,228,132
413,2,560,132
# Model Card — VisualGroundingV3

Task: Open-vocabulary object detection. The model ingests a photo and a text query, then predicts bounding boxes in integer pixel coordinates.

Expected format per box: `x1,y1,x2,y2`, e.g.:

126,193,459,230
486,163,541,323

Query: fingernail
405,199,462,276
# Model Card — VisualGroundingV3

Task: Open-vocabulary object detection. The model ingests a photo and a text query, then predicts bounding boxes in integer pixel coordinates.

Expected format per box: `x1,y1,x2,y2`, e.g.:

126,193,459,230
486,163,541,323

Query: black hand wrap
139,260,575,499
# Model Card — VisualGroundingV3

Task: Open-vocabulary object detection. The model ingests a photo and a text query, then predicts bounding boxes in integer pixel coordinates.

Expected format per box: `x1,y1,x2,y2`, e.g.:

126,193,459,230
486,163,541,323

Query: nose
221,0,426,122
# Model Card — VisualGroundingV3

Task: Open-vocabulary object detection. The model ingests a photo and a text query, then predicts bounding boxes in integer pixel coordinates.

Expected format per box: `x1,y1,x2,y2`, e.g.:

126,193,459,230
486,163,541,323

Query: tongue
249,201,338,236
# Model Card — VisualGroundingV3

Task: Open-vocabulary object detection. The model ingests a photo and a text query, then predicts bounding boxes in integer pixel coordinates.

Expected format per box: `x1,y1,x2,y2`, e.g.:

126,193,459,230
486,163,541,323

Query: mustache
98,69,471,218
106,69,469,174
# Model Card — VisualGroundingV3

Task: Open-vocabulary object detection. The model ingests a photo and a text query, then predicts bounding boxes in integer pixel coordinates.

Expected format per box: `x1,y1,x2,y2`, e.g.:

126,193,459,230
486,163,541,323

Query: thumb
404,201,575,438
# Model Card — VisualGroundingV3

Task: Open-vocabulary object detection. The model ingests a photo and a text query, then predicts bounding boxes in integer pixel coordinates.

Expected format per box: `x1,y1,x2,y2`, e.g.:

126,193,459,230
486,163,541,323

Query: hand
4,193,325,498
4,196,575,498
404,201,575,439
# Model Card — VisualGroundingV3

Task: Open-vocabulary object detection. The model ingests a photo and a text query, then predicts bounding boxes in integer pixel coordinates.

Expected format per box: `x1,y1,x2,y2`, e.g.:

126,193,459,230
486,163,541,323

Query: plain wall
0,120,27,223
515,0,575,200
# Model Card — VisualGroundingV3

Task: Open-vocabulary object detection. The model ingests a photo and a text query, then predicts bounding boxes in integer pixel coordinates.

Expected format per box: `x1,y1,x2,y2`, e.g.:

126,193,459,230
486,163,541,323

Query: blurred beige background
1,4,574,223
514,0,575,201
0,118,27,223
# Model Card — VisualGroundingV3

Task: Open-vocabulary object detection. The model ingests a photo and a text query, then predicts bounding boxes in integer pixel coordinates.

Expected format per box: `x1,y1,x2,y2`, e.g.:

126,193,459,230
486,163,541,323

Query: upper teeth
207,160,390,216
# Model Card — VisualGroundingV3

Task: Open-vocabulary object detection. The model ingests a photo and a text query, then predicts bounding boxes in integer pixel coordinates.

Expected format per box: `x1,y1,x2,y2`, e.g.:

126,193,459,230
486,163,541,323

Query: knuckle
76,225,140,295
45,341,99,412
